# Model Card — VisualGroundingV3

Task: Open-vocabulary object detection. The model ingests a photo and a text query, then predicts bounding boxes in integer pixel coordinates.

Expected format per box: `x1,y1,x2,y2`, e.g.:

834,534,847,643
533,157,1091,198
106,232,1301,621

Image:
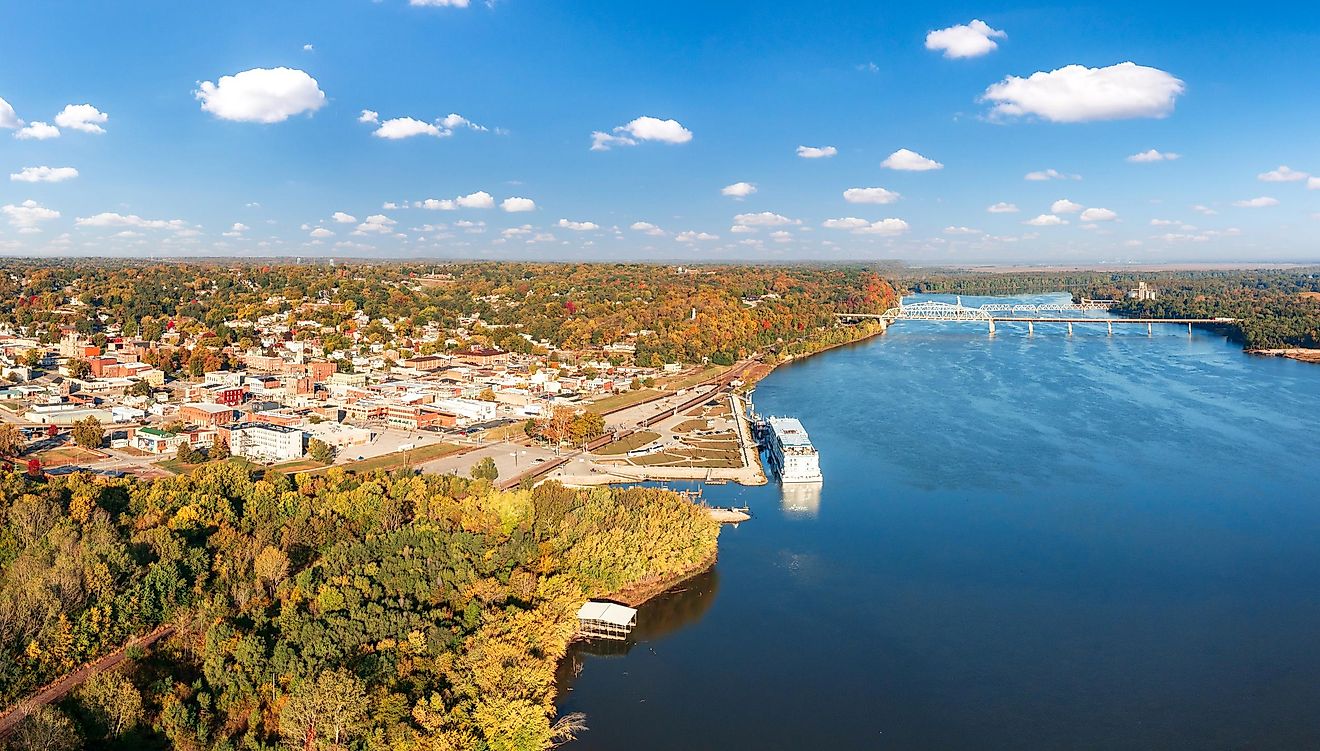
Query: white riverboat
764,416,823,483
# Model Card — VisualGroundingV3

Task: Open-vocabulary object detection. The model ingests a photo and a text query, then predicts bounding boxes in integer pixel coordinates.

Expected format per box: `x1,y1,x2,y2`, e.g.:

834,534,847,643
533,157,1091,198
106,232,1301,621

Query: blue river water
558,293,1320,750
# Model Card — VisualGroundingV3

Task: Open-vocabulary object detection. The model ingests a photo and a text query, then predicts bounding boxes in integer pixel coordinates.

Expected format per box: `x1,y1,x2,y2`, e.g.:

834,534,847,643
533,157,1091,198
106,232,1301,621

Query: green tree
209,437,230,460
175,442,198,464
471,456,500,482
71,416,104,449
126,379,154,398
67,359,91,380
7,706,81,751
308,438,335,464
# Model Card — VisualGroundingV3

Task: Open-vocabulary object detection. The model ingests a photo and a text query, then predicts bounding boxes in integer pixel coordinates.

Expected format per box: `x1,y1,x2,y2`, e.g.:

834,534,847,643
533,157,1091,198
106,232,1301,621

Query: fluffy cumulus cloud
981,62,1185,122
331,212,356,224
733,212,798,228
630,221,665,236
2,200,61,233
54,104,108,134
1309,177,1320,191
500,197,536,212
310,227,335,238
1080,207,1117,222
881,148,943,171
0,97,21,129
796,145,838,159
925,19,1006,59
557,219,599,231
1127,149,1180,163
675,231,718,242
944,226,981,235
76,212,189,231
1233,196,1279,208
10,166,78,183
15,122,59,140
591,116,692,151
1025,168,1080,181
1025,214,1067,226
1051,199,1083,214
722,182,757,198
843,187,900,204
355,214,397,233
417,191,495,210
822,217,909,235
196,67,326,123
1257,165,1309,182
368,112,488,139
987,202,1019,213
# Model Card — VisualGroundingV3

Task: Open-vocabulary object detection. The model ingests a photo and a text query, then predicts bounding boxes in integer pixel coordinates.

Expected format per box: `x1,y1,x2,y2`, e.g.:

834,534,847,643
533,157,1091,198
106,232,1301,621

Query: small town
0,277,772,489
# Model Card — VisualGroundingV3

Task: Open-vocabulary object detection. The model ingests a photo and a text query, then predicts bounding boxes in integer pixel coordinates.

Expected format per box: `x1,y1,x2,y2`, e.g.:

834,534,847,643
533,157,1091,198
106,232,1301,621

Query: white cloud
1309,177,1320,191
722,182,757,198
987,202,1019,213
675,231,718,242
76,212,189,231
1127,149,1180,163
796,145,838,159
944,226,981,235
356,214,396,233
881,148,943,171
1025,168,1079,181
981,62,1185,122
195,67,326,123
500,197,537,212
1051,198,1083,214
15,122,59,140
733,212,798,227
2,200,60,233
310,227,335,238
1025,214,1067,226
358,110,379,124
630,221,665,236
10,166,78,183
303,43,315,52
769,230,793,243
591,116,692,151
455,191,494,209
843,187,900,204
373,117,443,139
1232,196,1279,208
54,104,108,134
925,19,1006,59
1257,165,1309,182
557,219,599,231
822,217,909,235
331,211,356,223
230,223,249,232
1080,207,1117,222
0,97,21,129
1191,204,1218,216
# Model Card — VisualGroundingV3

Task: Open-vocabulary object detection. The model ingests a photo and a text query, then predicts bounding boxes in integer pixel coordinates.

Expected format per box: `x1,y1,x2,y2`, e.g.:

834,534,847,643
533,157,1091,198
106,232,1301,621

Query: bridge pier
1188,322,1193,334
1027,320,1034,335
1107,321,1113,336
1067,322,1073,336
988,319,996,336
1147,322,1153,336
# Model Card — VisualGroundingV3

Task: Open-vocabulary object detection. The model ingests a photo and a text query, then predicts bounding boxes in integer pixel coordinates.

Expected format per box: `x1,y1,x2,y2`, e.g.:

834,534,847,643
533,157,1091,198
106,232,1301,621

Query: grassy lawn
656,365,730,391
592,430,661,456
584,389,662,415
329,442,464,474
479,422,528,442
157,458,205,475
269,459,330,474
672,419,709,433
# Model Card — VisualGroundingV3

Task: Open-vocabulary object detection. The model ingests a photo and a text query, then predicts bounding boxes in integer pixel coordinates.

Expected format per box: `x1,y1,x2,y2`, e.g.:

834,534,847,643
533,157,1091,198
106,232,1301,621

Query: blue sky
1,0,1318,262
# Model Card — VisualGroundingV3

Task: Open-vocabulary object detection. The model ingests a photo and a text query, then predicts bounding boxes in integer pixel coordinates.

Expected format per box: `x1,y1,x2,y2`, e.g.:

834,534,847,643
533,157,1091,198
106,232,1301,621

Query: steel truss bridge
836,299,1236,335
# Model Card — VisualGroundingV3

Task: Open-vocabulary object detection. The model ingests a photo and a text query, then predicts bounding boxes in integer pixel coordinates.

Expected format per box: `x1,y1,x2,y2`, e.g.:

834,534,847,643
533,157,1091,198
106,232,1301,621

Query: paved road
0,625,175,737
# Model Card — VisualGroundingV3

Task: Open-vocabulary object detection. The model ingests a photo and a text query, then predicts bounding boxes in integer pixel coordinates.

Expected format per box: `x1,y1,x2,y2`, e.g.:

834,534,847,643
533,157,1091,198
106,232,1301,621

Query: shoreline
1248,348,1320,364
598,550,719,609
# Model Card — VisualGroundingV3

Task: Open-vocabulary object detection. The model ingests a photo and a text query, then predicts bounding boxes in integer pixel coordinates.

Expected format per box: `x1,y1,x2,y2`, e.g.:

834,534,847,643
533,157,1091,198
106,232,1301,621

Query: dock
575,601,638,640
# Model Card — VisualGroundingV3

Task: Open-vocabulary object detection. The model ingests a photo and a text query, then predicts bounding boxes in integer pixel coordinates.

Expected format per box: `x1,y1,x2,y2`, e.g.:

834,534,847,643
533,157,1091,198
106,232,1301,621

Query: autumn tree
67,359,91,380
471,456,499,482
75,671,144,739
0,423,24,457
72,416,104,449
210,437,230,460
308,438,335,464
278,669,368,751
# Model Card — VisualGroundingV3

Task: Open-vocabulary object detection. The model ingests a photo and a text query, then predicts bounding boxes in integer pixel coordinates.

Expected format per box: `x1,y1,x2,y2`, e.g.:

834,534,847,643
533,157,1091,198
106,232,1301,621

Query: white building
227,422,306,463
432,398,496,426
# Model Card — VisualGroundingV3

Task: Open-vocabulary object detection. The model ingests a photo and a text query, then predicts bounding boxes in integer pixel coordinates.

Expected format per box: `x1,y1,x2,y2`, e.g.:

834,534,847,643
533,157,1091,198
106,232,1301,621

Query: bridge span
836,300,1236,336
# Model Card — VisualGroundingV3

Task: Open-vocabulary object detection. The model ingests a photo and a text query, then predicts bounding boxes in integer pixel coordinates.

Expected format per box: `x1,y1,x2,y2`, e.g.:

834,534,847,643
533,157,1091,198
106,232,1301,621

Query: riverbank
599,550,719,609
1249,347,1320,364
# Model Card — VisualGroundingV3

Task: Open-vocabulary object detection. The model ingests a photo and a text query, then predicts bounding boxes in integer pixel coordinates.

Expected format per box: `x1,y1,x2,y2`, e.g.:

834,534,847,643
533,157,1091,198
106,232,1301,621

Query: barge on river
762,416,823,483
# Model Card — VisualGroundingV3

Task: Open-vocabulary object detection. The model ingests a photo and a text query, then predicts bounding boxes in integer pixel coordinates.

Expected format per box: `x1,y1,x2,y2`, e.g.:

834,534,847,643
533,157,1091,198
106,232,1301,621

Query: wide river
558,293,1320,750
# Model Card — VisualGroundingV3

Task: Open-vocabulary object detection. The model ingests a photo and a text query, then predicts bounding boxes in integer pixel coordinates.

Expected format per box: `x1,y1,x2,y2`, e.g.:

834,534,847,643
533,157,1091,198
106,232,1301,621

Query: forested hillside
0,466,719,750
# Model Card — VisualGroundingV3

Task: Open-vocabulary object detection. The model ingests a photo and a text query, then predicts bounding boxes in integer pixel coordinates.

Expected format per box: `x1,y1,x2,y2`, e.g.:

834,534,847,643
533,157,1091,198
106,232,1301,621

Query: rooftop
768,416,814,448
575,601,637,627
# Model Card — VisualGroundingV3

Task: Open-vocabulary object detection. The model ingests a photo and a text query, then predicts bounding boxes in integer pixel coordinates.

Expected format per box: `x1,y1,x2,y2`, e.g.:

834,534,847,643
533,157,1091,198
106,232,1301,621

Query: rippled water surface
559,294,1320,750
